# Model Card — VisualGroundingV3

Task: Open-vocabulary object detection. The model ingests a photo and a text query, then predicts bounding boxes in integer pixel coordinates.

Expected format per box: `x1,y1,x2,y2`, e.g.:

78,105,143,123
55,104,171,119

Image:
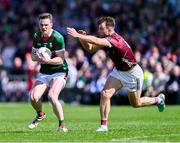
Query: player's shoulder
107,33,123,42
111,33,122,39
52,30,64,39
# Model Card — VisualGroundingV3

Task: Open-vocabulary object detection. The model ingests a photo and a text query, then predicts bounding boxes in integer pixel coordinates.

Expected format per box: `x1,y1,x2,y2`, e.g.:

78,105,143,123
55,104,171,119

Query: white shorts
109,64,144,92
36,72,67,87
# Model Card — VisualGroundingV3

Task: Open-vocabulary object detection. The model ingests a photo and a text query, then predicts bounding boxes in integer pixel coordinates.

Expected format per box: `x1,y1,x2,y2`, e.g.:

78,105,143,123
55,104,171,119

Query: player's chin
42,30,48,34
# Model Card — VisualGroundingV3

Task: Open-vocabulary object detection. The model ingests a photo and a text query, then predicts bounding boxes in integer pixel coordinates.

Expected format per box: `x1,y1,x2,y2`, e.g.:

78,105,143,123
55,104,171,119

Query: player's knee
30,95,39,103
101,90,111,99
48,95,57,104
131,102,141,108
132,104,139,108
49,98,58,105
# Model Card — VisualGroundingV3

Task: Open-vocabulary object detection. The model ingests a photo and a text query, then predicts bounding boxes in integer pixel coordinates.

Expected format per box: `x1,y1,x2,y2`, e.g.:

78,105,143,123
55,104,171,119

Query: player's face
98,22,109,38
39,18,53,35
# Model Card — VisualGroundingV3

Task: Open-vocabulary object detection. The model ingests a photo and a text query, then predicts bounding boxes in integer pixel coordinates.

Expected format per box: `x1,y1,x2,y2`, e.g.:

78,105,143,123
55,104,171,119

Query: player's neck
109,30,115,36
42,29,53,37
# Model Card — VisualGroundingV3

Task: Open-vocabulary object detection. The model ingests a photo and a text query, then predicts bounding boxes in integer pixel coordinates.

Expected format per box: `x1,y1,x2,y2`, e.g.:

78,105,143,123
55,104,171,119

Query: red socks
101,119,107,126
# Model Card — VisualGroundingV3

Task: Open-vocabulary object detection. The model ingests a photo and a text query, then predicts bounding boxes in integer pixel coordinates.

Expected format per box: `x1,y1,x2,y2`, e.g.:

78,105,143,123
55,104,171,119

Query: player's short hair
97,16,115,28
38,13,53,22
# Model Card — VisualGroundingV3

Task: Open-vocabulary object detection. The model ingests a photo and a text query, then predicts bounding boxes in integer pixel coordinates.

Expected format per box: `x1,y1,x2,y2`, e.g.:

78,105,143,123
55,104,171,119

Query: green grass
0,103,180,142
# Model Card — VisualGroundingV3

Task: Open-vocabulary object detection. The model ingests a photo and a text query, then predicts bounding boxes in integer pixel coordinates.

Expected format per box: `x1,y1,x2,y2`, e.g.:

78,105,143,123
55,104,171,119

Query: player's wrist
45,59,51,64
76,33,82,38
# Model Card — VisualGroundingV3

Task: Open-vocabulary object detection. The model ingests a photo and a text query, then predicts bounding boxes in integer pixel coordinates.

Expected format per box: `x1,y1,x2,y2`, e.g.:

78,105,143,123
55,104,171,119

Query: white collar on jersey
48,29,53,37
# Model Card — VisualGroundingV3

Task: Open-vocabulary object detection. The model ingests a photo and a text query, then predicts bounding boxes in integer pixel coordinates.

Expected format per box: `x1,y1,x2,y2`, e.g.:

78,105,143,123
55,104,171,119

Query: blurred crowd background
0,0,179,105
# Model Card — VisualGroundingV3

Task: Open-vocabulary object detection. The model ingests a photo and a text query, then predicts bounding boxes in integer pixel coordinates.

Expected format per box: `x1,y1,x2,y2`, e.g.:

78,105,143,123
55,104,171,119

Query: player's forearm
79,39,94,53
77,34,102,46
46,57,64,65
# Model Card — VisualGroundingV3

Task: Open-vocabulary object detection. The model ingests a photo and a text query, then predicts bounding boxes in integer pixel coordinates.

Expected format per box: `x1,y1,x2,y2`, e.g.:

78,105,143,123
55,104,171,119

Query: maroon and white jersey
105,33,137,71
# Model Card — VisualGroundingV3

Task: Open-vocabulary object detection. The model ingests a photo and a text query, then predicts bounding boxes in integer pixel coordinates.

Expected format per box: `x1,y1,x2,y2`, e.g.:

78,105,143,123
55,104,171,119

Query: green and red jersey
32,29,68,74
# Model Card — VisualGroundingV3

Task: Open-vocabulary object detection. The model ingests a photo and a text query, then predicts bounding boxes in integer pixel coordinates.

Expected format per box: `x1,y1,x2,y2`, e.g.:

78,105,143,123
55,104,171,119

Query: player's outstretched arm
67,27,111,48
79,39,100,53
78,30,99,53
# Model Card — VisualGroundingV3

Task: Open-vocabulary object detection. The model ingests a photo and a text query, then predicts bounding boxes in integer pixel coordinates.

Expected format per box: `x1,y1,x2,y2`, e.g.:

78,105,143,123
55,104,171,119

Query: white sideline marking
111,133,180,142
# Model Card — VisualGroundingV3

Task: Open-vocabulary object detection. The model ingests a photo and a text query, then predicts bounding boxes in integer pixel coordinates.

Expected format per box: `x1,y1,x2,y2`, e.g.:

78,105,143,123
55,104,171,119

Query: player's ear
108,27,113,33
50,22,53,28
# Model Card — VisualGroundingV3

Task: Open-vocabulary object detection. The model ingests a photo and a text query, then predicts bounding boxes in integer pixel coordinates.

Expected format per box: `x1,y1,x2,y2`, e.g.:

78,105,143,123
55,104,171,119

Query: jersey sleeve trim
55,49,65,53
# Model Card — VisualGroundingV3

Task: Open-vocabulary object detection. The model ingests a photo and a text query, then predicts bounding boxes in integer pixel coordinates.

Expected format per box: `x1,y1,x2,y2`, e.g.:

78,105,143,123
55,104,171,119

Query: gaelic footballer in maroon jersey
67,16,165,132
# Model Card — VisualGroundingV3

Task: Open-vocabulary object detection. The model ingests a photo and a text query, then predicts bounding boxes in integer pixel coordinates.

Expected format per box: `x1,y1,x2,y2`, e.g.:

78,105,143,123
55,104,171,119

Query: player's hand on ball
34,51,44,63
39,54,50,64
37,47,51,64
35,52,45,64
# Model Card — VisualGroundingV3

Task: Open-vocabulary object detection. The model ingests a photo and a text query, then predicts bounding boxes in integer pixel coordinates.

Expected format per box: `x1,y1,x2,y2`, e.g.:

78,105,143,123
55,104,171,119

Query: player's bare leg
128,90,165,112
96,76,122,132
28,81,47,129
48,78,68,132
31,81,47,111
128,90,156,107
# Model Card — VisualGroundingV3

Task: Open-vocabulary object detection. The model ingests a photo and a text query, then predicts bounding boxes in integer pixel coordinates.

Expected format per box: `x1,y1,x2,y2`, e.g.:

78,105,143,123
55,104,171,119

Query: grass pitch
0,103,180,142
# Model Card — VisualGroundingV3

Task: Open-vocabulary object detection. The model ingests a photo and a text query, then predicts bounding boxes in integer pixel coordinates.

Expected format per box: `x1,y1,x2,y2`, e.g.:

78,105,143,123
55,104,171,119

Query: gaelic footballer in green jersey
29,13,68,132
33,30,68,74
